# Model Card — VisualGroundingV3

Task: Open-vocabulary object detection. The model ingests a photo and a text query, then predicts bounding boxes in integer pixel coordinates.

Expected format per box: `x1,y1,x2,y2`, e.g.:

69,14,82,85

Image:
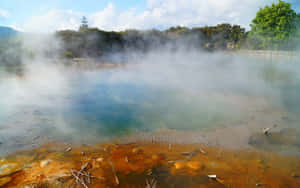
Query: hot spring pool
1,56,300,156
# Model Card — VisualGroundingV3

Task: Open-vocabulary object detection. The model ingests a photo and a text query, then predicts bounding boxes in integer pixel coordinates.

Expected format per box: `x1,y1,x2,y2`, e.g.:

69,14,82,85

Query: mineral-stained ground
0,141,299,188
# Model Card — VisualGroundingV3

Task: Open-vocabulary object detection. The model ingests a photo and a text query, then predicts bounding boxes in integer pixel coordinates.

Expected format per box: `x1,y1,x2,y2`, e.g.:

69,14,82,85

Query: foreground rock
0,163,21,177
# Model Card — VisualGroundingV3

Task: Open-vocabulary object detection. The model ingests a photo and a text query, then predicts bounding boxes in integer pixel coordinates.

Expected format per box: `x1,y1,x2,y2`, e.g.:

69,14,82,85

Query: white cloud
89,3,119,31
23,0,275,32
24,9,82,32
0,9,9,18
89,0,273,30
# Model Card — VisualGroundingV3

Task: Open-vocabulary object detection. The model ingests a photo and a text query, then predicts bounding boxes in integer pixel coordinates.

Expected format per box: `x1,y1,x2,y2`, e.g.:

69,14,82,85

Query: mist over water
1,42,300,156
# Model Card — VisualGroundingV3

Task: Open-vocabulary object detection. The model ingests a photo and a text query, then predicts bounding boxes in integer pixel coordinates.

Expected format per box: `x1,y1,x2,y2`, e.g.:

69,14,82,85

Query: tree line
56,0,300,58
56,23,246,58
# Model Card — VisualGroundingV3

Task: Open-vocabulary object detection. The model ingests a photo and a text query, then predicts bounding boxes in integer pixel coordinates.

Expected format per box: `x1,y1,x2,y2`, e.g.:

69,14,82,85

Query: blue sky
0,0,299,32
0,0,146,27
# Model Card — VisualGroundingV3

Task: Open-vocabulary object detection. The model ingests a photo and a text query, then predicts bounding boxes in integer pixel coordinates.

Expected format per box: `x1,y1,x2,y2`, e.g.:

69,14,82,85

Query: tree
230,25,246,44
79,16,89,31
249,0,297,50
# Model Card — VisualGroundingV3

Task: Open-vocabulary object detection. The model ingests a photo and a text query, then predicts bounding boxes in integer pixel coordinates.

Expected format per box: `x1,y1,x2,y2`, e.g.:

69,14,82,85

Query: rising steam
0,32,300,156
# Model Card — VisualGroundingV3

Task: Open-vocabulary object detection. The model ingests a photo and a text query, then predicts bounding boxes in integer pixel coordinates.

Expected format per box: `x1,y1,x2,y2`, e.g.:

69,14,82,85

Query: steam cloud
0,32,300,156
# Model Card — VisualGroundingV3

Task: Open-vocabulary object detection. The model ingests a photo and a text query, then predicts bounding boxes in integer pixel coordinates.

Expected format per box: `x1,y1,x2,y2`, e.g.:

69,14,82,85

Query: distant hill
0,26,18,39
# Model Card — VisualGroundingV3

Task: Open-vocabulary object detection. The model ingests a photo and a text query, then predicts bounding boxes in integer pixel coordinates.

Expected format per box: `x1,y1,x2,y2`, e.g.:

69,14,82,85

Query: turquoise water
33,75,244,140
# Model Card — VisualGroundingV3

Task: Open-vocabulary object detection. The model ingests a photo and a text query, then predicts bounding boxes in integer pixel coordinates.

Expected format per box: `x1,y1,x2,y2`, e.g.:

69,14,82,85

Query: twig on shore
70,162,104,188
71,169,88,188
65,147,72,152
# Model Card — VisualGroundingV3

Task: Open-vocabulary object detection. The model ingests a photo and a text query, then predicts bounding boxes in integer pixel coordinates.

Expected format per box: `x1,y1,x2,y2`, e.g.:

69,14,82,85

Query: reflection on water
0,57,300,156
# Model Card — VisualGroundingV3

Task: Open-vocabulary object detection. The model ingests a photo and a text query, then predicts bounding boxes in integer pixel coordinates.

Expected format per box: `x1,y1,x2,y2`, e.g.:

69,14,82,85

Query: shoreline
1,141,299,187
1,101,299,158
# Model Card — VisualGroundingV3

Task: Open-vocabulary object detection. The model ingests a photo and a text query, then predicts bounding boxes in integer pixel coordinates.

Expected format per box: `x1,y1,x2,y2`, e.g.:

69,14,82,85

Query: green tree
79,16,89,31
249,0,297,50
229,25,246,46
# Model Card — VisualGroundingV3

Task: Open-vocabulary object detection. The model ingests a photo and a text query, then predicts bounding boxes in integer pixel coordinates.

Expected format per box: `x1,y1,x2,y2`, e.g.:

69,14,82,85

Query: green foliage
79,16,89,31
292,13,300,49
56,24,247,58
230,25,246,47
249,0,297,50
166,26,189,35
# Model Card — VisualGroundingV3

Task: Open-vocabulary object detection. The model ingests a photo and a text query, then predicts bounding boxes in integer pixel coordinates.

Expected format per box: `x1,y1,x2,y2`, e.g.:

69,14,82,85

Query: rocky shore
0,142,299,188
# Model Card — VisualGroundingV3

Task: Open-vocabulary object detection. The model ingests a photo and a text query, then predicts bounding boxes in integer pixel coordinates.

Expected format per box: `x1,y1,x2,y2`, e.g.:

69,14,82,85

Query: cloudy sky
0,0,299,32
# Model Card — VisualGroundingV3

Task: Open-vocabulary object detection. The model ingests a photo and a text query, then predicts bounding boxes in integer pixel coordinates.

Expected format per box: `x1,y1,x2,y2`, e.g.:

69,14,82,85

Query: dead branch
69,161,104,188
71,169,88,188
